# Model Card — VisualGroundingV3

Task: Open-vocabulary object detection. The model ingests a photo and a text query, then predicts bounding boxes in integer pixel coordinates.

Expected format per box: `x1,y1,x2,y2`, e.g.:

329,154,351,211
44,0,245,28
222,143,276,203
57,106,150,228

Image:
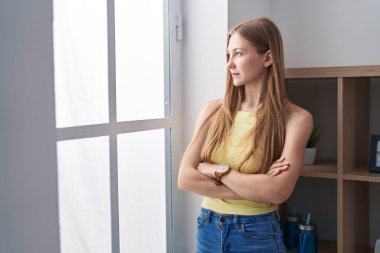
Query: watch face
217,163,229,173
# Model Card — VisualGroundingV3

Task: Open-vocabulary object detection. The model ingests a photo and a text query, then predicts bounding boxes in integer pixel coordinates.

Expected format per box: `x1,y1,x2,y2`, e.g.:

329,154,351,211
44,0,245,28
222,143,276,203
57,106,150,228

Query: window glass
53,0,109,128
115,0,167,121
57,136,111,253
118,129,167,253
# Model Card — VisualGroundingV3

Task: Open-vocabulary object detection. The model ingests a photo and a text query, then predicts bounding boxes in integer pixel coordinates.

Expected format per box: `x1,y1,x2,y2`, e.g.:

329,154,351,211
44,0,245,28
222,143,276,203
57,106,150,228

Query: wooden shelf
300,160,337,179
285,65,380,79
319,240,337,253
287,240,337,253
343,168,380,183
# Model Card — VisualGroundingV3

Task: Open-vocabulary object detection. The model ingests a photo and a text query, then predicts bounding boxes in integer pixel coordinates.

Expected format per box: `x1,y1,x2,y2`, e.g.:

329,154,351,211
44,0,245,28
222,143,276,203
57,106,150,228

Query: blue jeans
196,208,286,253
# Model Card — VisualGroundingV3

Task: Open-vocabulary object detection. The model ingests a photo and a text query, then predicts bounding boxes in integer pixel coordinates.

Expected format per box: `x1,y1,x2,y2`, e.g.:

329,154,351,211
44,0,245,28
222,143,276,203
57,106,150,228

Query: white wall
228,0,271,27
0,0,60,252
229,0,380,68
273,0,380,68
180,0,228,252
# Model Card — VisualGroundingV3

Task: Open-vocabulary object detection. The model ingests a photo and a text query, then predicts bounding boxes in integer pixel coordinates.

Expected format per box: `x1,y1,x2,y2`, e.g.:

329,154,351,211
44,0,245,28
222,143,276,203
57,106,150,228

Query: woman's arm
198,107,313,204
177,100,244,199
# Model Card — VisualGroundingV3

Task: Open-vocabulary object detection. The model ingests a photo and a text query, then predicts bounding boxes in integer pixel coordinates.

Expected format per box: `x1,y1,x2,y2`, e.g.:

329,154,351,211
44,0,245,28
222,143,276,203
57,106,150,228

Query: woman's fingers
269,161,289,170
274,157,286,163
267,163,290,176
267,168,285,176
271,157,288,168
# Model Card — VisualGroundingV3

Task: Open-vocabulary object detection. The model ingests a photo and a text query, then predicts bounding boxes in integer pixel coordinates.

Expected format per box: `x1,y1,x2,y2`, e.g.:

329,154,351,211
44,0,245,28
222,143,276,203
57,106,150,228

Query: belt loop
275,210,280,222
206,209,212,223
233,215,239,229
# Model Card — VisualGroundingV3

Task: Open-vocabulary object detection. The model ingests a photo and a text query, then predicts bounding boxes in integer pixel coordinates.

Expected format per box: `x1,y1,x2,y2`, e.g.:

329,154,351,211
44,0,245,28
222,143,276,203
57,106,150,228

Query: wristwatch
214,163,231,185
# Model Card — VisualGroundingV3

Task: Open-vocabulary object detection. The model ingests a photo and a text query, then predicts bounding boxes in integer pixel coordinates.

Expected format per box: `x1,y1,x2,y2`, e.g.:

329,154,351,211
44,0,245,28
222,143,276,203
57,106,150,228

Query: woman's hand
198,158,289,178
266,157,290,176
197,162,217,179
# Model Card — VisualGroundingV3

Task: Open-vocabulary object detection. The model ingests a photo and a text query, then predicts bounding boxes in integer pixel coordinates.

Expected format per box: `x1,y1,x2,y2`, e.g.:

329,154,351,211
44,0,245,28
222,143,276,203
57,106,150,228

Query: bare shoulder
198,99,222,120
195,99,222,129
203,98,222,112
284,102,313,130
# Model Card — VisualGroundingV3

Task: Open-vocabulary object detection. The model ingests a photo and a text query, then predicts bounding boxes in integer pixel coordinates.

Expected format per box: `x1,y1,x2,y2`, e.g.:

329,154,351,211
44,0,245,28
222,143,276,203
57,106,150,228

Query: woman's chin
232,82,244,87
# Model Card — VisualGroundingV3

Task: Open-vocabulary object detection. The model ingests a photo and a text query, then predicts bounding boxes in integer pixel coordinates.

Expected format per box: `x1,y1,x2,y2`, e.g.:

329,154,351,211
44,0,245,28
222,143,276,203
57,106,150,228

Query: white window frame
55,0,182,252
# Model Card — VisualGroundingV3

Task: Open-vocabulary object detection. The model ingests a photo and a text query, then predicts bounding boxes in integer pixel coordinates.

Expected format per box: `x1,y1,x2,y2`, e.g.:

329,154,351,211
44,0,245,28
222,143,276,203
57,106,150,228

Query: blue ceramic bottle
285,215,301,251
299,223,318,253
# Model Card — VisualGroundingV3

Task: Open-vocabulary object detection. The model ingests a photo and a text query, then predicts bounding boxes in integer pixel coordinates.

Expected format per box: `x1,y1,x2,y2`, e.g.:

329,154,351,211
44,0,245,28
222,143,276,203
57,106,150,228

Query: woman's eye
235,52,242,56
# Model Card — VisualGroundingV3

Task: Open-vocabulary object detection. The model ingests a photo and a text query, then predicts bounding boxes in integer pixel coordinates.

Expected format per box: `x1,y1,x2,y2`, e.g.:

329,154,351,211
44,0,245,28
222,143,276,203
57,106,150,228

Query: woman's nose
227,58,235,68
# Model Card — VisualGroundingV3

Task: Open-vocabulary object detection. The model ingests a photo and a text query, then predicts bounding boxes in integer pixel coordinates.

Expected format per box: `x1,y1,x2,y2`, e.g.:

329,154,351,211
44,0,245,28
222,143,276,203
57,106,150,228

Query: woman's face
227,33,268,87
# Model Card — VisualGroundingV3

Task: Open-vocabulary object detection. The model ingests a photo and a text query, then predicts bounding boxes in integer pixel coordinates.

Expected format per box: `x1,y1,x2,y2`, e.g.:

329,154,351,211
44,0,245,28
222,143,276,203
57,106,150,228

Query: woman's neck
241,80,265,112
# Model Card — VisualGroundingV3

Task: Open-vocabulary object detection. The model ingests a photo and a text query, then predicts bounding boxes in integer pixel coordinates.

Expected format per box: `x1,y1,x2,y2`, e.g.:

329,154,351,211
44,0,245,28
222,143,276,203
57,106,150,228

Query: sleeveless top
201,111,278,215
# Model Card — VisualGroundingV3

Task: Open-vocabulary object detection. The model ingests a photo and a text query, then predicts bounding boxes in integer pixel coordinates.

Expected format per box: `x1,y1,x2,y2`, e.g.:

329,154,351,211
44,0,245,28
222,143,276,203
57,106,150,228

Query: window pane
57,136,111,253
118,129,167,253
115,0,167,121
53,0,109,128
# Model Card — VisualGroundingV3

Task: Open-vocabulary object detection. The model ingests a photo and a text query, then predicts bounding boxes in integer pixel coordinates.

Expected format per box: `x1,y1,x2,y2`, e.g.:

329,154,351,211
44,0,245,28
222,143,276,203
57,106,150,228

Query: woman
178,17,313,253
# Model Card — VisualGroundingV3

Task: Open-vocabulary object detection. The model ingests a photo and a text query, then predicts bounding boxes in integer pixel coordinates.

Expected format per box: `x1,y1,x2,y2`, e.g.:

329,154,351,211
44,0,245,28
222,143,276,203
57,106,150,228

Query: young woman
178,17,313,253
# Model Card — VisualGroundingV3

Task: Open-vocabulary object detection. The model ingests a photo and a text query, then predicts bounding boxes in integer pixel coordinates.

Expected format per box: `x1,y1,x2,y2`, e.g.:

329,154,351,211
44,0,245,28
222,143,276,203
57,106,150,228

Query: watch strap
214,164,230,185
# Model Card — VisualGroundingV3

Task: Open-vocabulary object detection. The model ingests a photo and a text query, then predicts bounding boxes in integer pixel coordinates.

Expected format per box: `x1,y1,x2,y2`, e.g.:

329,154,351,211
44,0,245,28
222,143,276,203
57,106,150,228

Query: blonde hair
200,17,287,174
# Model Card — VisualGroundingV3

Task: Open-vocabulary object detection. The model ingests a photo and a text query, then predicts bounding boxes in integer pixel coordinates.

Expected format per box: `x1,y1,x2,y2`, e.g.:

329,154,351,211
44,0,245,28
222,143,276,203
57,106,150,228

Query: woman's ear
264,50,273,67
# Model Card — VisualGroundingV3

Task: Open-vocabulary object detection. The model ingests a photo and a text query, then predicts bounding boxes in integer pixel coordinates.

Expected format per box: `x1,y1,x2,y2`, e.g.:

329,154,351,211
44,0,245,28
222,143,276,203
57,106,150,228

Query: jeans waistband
200,207,279,225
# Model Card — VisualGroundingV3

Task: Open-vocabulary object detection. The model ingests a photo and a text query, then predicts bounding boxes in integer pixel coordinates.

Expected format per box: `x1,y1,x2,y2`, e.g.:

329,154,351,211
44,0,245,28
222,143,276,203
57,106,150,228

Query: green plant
306,128,321,148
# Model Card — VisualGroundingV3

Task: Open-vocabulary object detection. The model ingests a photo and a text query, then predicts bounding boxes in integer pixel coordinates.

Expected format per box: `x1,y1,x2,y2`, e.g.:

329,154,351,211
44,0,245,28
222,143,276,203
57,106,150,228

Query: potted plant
303,128,321,165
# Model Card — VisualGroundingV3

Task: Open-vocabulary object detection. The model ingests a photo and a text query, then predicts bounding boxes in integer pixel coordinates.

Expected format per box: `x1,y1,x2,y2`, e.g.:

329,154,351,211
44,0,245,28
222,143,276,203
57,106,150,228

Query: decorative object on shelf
299,213,318,253
303,128,321,165
369,135,380,173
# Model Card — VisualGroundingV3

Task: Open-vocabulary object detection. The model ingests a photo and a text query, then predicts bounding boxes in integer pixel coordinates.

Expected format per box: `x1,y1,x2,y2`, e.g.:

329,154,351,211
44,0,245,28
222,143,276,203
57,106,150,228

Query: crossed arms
177,100,313,205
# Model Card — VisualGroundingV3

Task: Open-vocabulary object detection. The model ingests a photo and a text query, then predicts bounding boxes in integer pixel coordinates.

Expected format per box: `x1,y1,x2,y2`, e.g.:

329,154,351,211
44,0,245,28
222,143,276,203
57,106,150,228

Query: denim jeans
196,208,286,253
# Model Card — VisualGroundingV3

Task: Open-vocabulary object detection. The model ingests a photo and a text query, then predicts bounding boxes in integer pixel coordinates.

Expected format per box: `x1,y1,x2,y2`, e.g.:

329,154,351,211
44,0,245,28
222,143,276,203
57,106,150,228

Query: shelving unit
300,160,337,179
284,65,380,253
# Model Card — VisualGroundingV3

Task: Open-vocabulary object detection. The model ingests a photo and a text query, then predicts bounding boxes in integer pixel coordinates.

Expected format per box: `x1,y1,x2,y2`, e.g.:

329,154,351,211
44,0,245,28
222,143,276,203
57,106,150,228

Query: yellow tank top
201,111,278,215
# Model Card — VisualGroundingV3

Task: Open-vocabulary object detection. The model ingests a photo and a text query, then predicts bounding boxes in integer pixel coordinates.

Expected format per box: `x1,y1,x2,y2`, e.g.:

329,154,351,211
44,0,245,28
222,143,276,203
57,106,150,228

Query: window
115,0,170,121
118,129,167,253
53,1,176,252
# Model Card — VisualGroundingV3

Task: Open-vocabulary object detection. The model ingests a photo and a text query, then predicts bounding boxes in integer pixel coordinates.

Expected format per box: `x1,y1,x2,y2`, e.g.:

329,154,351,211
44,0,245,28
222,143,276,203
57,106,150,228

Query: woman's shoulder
195,99,222,126
200,98,222,116
204,98,222,109
284,101,313,126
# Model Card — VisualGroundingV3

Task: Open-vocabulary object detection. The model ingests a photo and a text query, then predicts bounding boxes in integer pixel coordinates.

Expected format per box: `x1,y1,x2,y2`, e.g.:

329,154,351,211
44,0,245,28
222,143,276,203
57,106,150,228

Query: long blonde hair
200,17,287,174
